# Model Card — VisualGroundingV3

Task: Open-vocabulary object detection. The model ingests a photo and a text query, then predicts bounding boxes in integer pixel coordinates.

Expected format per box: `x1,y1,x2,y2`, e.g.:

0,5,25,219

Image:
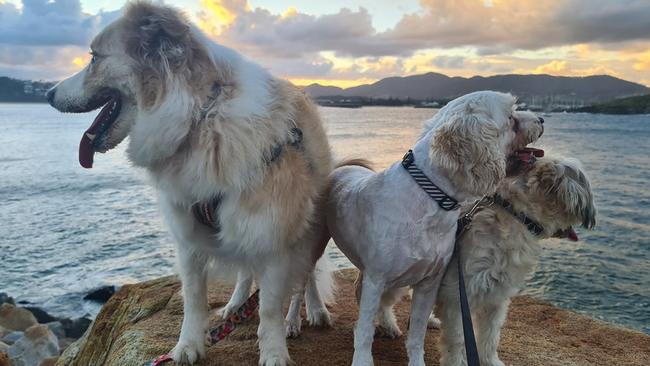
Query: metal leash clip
457,195,494,236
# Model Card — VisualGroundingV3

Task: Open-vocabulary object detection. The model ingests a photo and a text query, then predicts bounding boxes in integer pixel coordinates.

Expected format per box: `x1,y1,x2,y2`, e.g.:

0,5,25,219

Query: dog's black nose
538,117,544,124
46,88,56,105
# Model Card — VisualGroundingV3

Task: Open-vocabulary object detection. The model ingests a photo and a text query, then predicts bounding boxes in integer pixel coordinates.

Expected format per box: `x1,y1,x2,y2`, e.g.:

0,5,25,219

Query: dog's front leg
353,275,385,366
475,302,508,366
219,269,254,319
172,245,209,364
258,256,292,366
406,280,439,366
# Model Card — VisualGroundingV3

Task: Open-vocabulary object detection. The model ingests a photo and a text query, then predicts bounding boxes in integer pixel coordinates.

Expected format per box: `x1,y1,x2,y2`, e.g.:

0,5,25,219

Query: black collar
492,194,544,236
401,150,460,211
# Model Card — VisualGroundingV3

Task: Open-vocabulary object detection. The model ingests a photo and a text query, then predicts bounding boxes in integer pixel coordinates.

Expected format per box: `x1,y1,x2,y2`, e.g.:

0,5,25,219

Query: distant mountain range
303,73,650,106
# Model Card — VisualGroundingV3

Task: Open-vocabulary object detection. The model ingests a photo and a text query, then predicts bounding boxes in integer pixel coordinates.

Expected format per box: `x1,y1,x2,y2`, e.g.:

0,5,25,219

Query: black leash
400,149,480,365
454,198,492,366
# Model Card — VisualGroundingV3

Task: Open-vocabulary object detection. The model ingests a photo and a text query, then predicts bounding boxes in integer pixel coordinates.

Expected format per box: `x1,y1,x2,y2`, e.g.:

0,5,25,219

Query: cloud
0,0,120,46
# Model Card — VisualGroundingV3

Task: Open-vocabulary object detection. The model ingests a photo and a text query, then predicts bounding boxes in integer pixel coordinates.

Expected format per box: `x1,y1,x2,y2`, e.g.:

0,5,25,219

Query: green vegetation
575,94,650,114
0,77,55,103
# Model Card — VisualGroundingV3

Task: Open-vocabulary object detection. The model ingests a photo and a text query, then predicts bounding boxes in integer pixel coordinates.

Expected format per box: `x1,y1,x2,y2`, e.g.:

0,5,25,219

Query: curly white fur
328,91,544,366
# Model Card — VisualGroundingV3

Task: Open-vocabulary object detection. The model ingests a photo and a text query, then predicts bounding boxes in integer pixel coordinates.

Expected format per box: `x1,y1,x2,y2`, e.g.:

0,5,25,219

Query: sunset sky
1,0,649,87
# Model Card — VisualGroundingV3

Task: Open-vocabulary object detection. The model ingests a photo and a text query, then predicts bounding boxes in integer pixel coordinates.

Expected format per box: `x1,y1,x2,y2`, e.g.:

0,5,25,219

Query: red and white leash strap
145,289,260,366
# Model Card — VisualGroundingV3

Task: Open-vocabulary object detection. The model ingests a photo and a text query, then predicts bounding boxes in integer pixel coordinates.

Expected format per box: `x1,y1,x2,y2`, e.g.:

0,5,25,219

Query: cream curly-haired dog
431,156,596,366
327,91,544,366
373,156,596,366
46,2,332,365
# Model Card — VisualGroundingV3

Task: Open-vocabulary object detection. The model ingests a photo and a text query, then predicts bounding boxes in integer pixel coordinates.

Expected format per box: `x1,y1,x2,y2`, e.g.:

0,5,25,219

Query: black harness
492,194,545,236
191,127,304,231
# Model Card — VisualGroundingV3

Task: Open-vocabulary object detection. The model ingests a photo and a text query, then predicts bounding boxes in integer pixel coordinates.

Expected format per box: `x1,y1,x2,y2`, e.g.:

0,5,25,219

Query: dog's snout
46,88,56,105
538,117,544,124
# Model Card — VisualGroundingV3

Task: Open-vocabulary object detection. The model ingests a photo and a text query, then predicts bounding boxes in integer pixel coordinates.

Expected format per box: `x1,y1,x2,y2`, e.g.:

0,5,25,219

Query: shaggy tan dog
47,2,332,365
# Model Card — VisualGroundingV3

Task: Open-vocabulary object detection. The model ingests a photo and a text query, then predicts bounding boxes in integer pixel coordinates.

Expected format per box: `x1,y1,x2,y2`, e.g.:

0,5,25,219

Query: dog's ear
429,112,505,196
125,2,191,67
536,160,596,229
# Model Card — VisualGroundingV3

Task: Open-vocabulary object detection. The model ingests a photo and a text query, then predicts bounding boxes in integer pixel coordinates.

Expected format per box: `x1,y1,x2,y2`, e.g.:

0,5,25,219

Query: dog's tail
312,255,336,305
335,158,374,171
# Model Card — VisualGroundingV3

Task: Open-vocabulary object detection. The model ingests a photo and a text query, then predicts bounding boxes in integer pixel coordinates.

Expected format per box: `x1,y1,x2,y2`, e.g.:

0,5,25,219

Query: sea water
1,103,648,334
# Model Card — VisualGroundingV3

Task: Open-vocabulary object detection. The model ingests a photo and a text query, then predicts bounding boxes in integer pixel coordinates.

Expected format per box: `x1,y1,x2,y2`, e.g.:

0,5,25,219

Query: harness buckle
401,149,414,168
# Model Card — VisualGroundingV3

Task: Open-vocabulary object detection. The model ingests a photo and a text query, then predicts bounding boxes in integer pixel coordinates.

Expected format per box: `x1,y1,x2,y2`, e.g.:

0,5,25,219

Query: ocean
0,103,648,334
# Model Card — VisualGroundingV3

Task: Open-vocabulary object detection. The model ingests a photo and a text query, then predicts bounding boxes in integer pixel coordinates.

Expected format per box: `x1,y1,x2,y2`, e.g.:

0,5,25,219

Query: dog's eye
510,115,519,131
89,51,98,64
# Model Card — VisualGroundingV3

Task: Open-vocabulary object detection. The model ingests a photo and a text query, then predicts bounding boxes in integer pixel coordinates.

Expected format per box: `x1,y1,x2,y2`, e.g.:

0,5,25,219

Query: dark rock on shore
0,294,14,306
83,286,117,303
24,307,58,324
59,318,91,339
56,270,650,366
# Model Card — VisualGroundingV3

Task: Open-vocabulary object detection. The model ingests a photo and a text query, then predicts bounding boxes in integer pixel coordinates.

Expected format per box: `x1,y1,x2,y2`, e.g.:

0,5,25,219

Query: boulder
24,308,57,324
0,294,14,306
43,323,65,340
8,324,59,366
0,326,10,339
2,331,23,345
59,319,91,340
39,357,58,366
0,351,9,366
0,304,37,331
83,286,116,303
56,271,650,366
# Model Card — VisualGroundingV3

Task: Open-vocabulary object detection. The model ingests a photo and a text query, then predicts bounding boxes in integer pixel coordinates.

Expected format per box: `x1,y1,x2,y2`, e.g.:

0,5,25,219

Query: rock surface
0,351,10,366
0,304,38,331
8,324,59,366
56,270,650,366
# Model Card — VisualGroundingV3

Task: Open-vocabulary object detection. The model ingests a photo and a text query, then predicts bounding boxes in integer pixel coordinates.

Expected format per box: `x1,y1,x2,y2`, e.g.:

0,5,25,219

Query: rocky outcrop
0,304,38,332
56,270,650,366
7,324,59,366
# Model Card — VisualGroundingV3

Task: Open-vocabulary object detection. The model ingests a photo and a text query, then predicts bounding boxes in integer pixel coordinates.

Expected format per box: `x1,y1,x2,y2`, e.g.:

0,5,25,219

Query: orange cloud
532,60,568,74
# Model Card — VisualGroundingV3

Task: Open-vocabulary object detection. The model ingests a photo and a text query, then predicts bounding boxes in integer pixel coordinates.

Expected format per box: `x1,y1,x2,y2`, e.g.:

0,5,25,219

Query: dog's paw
482,358,505,366
216,304,238,320
306,308,333,327
171,337,206,365
285,318,302,338
427,315,441,329
375,323,402,339
259,350,292,366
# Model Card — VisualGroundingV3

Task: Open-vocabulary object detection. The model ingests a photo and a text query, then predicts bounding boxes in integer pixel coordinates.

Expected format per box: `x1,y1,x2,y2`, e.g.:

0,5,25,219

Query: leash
400,149,481,364
454,196,495,366
144,289,260,366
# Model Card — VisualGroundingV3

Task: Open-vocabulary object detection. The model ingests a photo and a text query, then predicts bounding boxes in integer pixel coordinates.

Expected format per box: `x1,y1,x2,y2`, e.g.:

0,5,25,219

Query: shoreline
51,269,650,366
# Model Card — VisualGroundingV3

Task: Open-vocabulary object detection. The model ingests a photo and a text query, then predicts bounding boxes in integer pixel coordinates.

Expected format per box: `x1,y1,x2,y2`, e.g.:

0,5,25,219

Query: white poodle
328,91,544,366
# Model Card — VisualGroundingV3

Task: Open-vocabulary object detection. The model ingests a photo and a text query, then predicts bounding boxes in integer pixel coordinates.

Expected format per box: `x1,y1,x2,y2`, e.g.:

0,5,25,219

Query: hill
304,73,650,108
574,94,650,114
0,77,55,103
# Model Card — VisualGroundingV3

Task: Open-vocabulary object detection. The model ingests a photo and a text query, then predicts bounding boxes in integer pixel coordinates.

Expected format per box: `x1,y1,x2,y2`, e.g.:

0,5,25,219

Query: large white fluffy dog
46,3,332,365
329,91,544,366
429,156,596,366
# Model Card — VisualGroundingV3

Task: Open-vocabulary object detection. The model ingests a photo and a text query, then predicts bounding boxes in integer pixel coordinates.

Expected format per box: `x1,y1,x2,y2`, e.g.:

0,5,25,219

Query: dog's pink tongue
517,147,545,164
78,101,113,168
567,227,579,241
79,132,95,169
